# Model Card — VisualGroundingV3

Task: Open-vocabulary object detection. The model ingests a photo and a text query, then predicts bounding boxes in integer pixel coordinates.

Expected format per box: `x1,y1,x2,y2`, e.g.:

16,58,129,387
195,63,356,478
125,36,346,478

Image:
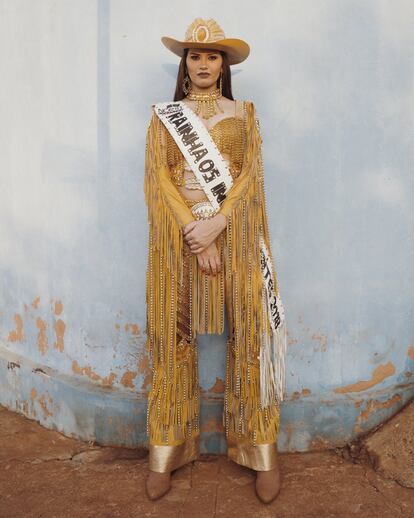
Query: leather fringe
223,101,284,442
144,113,200,445
144,101,285,445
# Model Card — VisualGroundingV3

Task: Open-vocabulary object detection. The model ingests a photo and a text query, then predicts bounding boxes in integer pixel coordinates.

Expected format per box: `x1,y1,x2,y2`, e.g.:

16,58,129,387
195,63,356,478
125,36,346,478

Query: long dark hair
173,48,234,101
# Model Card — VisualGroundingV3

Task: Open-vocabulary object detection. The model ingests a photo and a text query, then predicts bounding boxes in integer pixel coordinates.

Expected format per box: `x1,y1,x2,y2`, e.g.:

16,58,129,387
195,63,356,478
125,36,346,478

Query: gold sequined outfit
144,100,281,473
167,116,245,188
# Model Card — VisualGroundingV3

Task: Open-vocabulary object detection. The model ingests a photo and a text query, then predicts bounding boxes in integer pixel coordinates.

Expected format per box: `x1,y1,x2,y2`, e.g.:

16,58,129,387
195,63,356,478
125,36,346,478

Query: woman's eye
190,55,218,60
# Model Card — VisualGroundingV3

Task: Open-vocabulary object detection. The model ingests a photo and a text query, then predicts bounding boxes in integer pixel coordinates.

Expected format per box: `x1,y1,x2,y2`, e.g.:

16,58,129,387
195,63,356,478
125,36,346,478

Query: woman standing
143,18,287,504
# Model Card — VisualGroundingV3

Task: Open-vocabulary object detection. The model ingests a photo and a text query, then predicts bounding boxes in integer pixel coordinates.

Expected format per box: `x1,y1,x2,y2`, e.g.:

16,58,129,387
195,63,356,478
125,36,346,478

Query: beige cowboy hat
161,18,250,66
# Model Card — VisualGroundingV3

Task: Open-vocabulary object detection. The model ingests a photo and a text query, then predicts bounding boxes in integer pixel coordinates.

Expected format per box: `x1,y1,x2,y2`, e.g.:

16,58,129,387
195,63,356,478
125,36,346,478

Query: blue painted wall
1,0,413,452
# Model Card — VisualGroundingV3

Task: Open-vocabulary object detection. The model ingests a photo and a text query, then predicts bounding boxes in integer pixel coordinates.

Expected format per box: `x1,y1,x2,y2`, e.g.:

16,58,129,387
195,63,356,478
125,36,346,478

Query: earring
183,74,191,95
219,72,223,95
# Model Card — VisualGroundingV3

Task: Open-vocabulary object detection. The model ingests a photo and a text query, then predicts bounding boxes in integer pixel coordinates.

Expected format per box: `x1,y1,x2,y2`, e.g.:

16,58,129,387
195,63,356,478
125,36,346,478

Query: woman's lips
198,73,210,77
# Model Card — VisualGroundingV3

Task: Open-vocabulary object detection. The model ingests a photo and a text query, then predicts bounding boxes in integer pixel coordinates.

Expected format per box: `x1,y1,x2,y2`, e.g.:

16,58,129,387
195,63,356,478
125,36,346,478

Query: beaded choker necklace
186,87,224,120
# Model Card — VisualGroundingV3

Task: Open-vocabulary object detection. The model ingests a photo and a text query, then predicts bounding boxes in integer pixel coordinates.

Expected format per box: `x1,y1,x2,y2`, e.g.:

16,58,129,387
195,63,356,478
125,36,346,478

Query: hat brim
161,36,250,65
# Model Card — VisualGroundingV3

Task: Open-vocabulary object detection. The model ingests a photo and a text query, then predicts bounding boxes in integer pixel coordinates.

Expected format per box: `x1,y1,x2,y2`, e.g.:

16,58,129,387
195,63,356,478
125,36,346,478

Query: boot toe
145,471,171,500
255,468,281,504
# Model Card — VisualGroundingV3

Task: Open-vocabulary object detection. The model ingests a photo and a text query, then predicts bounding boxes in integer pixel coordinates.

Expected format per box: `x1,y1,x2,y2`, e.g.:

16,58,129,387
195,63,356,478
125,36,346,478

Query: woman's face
185,48,223,91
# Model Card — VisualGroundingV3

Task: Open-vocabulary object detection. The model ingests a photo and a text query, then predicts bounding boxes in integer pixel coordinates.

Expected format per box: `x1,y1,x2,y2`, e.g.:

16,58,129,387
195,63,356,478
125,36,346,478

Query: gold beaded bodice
165,107,246,188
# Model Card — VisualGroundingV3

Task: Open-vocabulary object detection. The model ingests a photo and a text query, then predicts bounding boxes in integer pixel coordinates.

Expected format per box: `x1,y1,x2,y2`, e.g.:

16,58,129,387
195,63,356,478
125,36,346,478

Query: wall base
1,346,413,453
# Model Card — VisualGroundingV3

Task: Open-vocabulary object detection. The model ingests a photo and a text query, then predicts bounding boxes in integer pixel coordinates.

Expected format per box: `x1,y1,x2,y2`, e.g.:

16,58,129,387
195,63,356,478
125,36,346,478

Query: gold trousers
146,231,280,473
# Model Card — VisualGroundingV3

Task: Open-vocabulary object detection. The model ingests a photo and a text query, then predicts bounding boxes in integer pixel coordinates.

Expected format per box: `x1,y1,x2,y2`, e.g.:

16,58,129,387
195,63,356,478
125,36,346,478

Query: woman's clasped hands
183,214,227,276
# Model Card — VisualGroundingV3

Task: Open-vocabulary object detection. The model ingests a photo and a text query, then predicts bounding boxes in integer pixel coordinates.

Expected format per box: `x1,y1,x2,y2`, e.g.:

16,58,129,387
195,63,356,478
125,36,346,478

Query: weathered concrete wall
1,0,413,453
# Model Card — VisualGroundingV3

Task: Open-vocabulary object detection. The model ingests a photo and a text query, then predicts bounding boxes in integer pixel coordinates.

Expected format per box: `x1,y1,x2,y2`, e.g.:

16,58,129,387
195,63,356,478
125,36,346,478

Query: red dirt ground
1,404,413,517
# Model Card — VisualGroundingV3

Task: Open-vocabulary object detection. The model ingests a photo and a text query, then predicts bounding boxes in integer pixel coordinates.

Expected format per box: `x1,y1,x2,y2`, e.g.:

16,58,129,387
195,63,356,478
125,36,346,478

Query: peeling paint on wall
334,362,396,393
291,388,312,400
125,323,140,335
120,370,138,388
354,394,401,432
38,393,54,418
53,300,63,315
53,319,65,352
208,377,225,394
138,352,151,390
36,318,48,355
72,360,117,386
7,314,25,342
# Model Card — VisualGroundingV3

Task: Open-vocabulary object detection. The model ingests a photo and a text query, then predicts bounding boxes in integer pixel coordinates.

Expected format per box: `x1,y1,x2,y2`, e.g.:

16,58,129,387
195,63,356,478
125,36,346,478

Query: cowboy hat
161,18,250,66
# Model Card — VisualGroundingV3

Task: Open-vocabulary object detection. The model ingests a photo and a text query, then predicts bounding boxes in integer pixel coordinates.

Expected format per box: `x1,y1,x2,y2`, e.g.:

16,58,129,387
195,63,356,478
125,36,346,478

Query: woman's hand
196,240,221,276
183,214,227,254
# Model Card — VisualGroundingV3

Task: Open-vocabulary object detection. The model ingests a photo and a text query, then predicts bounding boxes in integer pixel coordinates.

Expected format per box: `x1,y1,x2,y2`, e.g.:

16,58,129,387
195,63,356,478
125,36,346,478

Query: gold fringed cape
144,100,284,446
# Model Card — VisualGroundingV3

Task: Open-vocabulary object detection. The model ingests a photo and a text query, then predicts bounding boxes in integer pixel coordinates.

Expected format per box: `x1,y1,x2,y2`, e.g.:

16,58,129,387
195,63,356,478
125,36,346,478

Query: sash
153,101,287,405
